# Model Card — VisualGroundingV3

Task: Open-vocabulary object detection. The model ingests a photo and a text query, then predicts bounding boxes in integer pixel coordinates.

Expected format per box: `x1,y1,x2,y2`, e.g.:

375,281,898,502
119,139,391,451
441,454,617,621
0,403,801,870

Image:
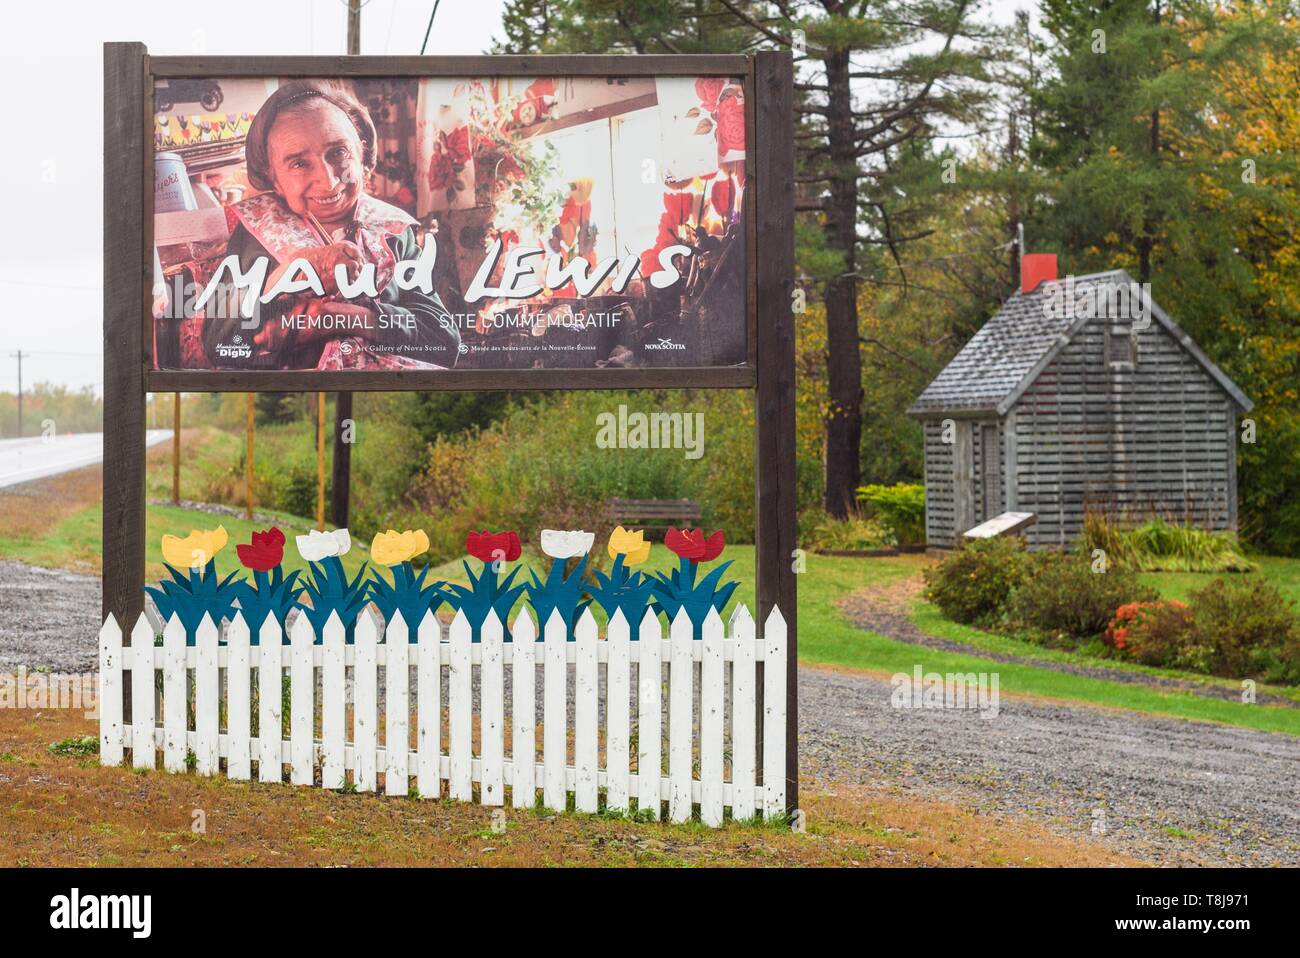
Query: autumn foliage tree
496,0,989,517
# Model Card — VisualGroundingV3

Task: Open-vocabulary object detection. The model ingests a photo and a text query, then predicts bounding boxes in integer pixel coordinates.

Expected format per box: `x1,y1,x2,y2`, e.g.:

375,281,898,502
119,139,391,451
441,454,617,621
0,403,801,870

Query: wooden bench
607,498,702,539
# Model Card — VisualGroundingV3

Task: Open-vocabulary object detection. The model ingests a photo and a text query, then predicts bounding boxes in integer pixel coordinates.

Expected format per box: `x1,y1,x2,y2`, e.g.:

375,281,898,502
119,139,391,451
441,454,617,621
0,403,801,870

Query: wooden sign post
103,44,798,813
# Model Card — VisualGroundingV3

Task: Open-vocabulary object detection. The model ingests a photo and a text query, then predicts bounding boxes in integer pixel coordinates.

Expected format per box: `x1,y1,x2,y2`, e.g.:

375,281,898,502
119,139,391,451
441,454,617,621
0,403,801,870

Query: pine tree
497,0,989,515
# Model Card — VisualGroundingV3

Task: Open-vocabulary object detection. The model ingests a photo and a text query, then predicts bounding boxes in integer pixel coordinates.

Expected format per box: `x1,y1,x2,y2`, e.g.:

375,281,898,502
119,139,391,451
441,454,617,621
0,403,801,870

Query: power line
4,350,100,358
0,277,100,292
420,0,442,55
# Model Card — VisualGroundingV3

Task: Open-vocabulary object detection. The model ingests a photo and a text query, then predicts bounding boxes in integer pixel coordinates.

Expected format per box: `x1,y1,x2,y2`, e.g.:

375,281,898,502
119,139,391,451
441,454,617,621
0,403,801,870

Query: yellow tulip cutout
370,529,430,566
608,526,651,566
161,526,228,570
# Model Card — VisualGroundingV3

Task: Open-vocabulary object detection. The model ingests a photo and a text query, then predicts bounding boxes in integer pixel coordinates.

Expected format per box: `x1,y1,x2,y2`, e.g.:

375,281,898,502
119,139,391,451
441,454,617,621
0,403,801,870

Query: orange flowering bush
1104,600,1193,666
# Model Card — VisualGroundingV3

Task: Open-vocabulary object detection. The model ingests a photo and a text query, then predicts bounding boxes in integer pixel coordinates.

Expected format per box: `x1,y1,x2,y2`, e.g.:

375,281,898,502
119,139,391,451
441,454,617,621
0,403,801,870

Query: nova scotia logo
644,337,686,351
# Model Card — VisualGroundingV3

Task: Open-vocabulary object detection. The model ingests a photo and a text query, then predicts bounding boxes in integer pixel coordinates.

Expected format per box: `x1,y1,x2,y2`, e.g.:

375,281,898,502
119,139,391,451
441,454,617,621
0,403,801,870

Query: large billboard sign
107,47,793,803
151,73,749,373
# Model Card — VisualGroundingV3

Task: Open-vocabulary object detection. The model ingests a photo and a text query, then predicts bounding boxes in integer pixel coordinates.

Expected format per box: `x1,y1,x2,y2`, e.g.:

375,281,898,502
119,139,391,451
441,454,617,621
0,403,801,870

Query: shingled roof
906,269,1252,417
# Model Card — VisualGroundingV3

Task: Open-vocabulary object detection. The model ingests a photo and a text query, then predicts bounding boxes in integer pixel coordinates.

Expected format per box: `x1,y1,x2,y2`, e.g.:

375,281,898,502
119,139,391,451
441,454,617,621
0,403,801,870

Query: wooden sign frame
103,43,797,812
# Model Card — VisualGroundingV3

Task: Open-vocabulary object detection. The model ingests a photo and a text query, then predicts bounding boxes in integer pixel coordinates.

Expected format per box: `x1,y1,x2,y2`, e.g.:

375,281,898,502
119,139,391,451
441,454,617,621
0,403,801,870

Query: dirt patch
0,465,103,542
0,708,1141,867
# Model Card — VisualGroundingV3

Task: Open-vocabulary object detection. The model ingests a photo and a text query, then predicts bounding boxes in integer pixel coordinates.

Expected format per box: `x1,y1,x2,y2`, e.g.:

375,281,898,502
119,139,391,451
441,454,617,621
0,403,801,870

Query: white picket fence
97,603,788,825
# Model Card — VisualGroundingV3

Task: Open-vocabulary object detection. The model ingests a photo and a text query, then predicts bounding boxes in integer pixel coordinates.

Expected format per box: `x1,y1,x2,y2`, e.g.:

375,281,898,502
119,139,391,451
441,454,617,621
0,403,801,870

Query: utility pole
246,393,255,520
331,0,361,529
9,350,22,438
172,393,181,504
1008,112,1021,287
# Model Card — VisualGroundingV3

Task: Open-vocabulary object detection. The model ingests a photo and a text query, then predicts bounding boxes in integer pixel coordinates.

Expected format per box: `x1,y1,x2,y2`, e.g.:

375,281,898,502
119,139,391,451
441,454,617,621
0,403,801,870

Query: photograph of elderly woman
151,74,749,371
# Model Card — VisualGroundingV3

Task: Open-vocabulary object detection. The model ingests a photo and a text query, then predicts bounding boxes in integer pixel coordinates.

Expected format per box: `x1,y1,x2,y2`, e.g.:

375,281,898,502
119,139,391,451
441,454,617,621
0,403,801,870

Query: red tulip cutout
237,527,285,571
466,530,522,564
664,527,725,564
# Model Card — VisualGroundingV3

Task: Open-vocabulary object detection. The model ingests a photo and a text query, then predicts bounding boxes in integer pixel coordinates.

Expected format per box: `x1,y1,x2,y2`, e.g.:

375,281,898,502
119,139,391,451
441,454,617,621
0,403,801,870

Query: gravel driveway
798,665,1300,866
2,559,1297,865
0,560,102,673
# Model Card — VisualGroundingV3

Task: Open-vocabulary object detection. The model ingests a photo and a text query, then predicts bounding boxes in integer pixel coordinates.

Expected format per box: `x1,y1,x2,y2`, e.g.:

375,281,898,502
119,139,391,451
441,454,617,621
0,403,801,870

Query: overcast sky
0,0,1031,394
0,0,508,394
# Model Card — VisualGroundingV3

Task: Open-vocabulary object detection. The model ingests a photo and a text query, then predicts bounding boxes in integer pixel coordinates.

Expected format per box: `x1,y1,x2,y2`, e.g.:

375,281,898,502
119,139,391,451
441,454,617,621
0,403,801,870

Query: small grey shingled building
906,268,1253,549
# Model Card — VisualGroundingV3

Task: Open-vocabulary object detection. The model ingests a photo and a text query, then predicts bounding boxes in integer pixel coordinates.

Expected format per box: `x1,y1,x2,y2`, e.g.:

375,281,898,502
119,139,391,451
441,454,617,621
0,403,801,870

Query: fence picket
321,612,346,789
385,610,410,797
448,609,473,802
258,615,282,782
162,613,187,773
416,611,440,799
226,613,252,780
97,615,123,767
700,607,725,827
668,608,693,823
480,610,504,806
762,606,788,820
130,614,155,770
194,614,219,776
636,609,662,821
354,611,379,792
289,613,314,786
605,609,630,814
542,610,567,812
511,609,536,808
729,605,756,821
574,610,599,813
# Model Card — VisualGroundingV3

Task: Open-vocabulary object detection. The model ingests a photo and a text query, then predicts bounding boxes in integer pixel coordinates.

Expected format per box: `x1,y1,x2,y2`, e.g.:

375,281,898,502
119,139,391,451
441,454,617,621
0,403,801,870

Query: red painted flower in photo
639,188,701,277
695,77,726,112
236,527,285,572
496,154,525,180
560,197,591,228
663,190,696,228
466,530,522,564
715,92,746,160
427,149,454,192
665,527,725,564
710,176,737,219
444,125,473,167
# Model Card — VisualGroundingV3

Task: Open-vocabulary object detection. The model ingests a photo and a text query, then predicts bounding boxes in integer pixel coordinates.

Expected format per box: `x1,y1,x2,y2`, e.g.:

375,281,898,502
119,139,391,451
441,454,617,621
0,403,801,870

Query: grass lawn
0,500,354,583
693,547,1300,735
1139,555,1300,605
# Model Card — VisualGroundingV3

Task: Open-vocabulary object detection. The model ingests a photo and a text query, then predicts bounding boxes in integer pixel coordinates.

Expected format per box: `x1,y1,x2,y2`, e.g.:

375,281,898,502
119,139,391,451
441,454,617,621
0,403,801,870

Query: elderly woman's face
266,98,365,227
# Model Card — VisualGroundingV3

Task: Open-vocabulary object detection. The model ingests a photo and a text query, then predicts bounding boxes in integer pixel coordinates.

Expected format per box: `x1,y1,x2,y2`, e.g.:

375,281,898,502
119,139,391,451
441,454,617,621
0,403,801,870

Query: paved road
0,431,169,489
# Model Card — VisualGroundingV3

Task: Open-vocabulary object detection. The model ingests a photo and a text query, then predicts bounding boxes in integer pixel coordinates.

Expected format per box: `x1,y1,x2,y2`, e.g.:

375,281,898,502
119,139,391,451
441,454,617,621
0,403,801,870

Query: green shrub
279,469,323,522
1103,579,1300,683
856,483,926,547
922,537,1029,625
402,390,798,564
1081,513,1254,573
1184,577,1300,683
1012,553,1159,639
804,511,894,551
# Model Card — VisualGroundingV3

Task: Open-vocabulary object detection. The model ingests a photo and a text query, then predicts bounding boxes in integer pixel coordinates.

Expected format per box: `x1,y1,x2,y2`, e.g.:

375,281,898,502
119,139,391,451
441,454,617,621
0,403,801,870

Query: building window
1107,324,1136,367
